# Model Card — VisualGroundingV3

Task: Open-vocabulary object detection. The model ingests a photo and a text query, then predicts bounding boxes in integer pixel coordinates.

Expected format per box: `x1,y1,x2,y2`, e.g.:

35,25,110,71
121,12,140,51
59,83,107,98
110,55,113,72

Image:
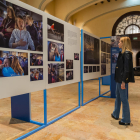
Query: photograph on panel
112,53,119,63
106,58,109,64
93,66,96,72
30,68,43,81
84,66,88,73
74,53,79,60
89,66,92,73
101,41,106,52
101,52,106,63
97,66,100,72
66,71,73,81
48,63,64,84
0,50,28,77
30,53,43,66
66,60,73,69
84,33,99,64
101,64,106,75
107,44,111,53
0,0,43,51
48,41,64,62
47,18,64,42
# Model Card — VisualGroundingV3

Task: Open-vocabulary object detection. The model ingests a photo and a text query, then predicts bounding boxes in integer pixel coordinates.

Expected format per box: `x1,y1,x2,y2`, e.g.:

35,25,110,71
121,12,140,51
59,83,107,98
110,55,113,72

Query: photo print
101,64,106,75
47,18,64,42
0,50,28,77
48,41,64,62
0,0,43,51
74,53,79,60
84,66,88,73
106,59,108,64
107,44,111,53
89,66,92,73
112,53,119,63
66,71,73,81
30,53,43,66
101,52,106,63
30,68,43,81
101,41,106,52
97,66,100,72
84,33,99,64
93,66,96,72
48,63,64,84
66,60,73,69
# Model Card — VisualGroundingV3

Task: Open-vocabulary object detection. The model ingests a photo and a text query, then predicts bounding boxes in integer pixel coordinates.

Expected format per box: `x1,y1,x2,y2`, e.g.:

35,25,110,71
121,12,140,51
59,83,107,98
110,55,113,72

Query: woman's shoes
111,114,119,120
119,121,130,125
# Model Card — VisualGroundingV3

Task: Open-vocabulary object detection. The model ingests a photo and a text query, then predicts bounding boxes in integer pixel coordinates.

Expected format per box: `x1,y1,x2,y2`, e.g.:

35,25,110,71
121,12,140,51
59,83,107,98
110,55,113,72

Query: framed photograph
97,66,100,72
101,41,106,52
66,71,73,81
89,66,92,73
84,33,99,64
30,68,43,81
74,53,79,60
48,63,64,84
101,53,106,63
93,66,96,72
30,53,43,66
101,64,106,75
84,66,88,73
47,18,64,42
0,50,28,77
48,41,64,62
0,1,43,51
66,60,73,69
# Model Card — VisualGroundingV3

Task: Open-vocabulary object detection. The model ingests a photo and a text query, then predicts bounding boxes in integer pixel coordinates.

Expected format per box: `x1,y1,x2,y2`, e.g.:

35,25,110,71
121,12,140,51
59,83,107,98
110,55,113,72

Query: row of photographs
0,1,65,52
84,66,100,73
101,41,111,53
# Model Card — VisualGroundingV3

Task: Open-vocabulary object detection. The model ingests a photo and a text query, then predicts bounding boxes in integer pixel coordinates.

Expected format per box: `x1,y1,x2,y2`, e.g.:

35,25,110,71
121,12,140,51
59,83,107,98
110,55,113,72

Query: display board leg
99,77,101,96
11,93,30,122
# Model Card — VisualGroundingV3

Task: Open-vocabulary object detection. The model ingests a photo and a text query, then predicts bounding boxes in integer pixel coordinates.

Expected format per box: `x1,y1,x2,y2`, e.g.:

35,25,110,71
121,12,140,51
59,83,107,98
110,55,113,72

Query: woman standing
0,6,15,48
111,37,135,125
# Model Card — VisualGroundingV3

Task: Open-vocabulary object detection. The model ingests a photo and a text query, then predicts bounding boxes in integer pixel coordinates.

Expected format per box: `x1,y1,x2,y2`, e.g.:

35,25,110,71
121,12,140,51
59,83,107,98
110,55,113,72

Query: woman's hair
11,56,23,75
3,6,16,27
120,37,132,53
26,15,33,23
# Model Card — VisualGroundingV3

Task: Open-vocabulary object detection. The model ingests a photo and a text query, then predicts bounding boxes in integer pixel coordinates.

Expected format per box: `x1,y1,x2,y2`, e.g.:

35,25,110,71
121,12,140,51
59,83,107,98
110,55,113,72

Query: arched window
112,11,140,36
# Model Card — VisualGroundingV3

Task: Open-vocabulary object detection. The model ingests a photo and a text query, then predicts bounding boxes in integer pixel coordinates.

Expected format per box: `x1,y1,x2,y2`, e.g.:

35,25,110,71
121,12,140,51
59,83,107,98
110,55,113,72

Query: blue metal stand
102,75,110,85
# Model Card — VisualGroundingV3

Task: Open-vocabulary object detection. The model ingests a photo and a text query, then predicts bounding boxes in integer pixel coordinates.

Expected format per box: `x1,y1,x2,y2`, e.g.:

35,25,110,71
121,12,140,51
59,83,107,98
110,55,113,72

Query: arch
112,11,140,36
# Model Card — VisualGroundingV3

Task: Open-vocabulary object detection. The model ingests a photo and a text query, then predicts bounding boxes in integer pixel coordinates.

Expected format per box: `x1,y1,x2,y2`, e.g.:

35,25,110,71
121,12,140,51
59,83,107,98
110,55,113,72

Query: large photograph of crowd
30,68,43,81
0,50,28,77
0,0,43,51
47,18,64,42
84,33,99,64
48,41,64,62
48,63,64,84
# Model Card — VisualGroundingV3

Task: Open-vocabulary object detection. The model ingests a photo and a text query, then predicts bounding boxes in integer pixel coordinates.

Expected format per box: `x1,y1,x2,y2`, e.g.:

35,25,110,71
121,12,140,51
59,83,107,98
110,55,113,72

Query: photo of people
0,50,28,77
66,60,73,69
111,36,121,48
84,33,99,64
84,66,88,73
107,44,111,53
101,41,106,52
30,53,43,66
112,53,119,63
0,0,43,51
97,66,100,72
48,63,64,84
89,66,92,73
47,18,64,42
30,68,43,81
101,64,106,75
48,41,64,62
74,53,79,60
66,71,73,81
101,53,106,63
93,66,96,72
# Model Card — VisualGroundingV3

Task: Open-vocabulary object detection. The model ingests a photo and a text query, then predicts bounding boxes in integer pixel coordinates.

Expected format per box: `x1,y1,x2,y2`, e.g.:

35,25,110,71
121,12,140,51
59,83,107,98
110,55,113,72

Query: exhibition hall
0,0,140,139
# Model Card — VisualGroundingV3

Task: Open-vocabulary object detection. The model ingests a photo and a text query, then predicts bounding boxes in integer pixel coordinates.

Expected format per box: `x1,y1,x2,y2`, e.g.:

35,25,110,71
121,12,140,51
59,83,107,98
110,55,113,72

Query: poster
101,41,106,52
97,66,100,72
74,53,79,60
93,66,96,72
66,60,73,69
30,68,43,81
66,71,73,81
101,53,106,63
84,33,99,64
48,41,64,62
30,53,43,66
0,1,43,51
84,66,88,73
0,50,28,77
89,66,92,73
101,64,106,75
47,18,64,42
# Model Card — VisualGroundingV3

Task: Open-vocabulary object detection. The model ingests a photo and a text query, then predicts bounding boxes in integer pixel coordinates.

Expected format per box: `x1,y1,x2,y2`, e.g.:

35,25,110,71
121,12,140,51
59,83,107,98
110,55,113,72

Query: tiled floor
0,78,140,140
